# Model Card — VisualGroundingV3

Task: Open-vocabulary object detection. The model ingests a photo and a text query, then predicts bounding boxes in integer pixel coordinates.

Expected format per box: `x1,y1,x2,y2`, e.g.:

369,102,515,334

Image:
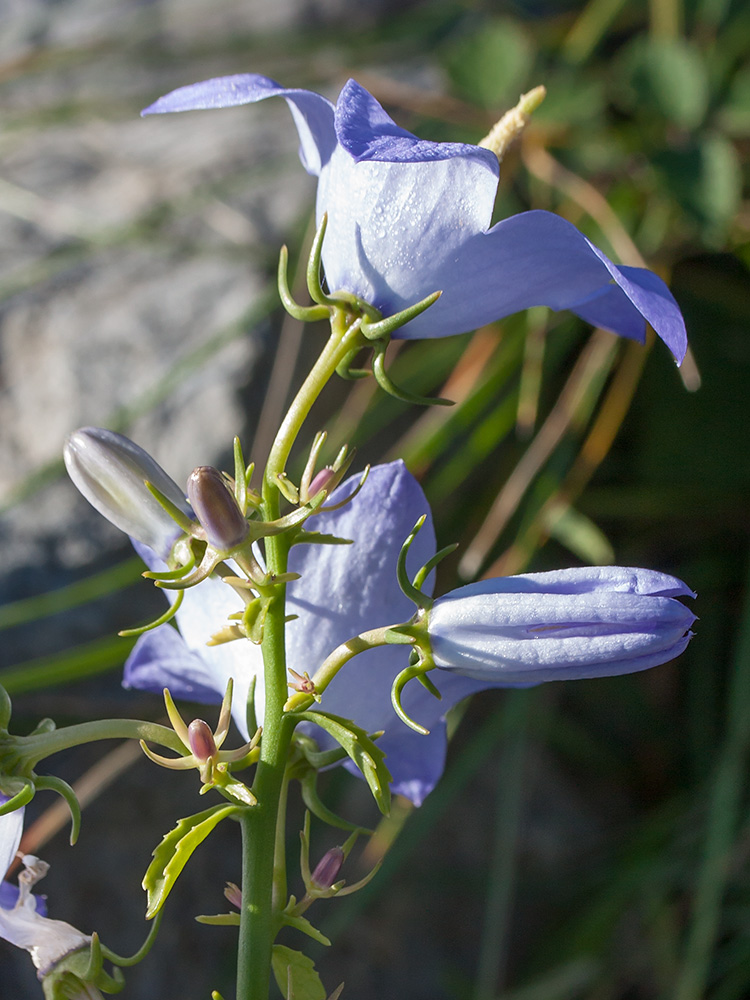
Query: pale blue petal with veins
143,74,687,362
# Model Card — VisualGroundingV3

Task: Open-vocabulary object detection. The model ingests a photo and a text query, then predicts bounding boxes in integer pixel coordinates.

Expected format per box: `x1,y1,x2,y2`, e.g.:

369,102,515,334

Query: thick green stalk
236,311,365,1000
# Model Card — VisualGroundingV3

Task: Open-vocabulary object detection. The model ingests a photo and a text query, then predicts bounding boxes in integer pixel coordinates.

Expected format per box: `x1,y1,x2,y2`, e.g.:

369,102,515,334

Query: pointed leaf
298,711,391,815
143,804,239,918
272,945,327,1000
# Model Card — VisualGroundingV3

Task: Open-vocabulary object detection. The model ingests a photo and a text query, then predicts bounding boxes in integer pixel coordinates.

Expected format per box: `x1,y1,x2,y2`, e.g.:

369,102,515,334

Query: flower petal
124,626,228,706
428,568,696,683
142,74,336,177
286,461,488,801
0,796,23,880
395,211,687,363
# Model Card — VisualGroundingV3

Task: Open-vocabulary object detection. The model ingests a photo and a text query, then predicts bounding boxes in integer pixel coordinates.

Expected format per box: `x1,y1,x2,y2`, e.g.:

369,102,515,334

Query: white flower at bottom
1,798,90,979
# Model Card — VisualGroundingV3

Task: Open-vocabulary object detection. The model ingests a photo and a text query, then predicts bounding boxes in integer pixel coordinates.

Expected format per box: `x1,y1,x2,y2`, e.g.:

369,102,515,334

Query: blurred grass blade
0,558,142,631
475,689,534,1000
0,635,135,694
673,550,750,1000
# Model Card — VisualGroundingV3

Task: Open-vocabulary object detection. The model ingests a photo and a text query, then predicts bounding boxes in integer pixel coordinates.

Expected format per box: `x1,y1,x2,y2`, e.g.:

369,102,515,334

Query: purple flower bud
310,846,345,891
224,882,242,909
307,468,336,499
64,428,192,558
187,719,217,762
187,467,249,551
428,567,696,684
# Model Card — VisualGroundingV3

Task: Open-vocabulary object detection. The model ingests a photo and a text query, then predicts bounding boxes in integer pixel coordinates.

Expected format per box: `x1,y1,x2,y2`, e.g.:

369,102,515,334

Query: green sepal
413,543,459,591
276,473,300,505
246,675,258,738
243,597,269,645
272,944,327,1000
278,244,330,321
360,289,442,341
396,517,433,611
144,481,195,534
391,660,441,736
143,804,241,919
42,935,126,998
300,771,371,834
306,214,336,308
212,992,227,1000
298,711,391,815
371,340,453,407
293,531,353,547
119,588,184,637
0,779,35,814
195,913,241,926
0,683,11,730
34,775,81,845
280,903,332,946
335,347,369,380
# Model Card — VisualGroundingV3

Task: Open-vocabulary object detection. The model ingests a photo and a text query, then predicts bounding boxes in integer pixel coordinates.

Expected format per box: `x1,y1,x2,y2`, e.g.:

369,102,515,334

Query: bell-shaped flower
64,427,193,560
123,463,694,805
142,75,687,364
0,796,90,979
427,568,696,684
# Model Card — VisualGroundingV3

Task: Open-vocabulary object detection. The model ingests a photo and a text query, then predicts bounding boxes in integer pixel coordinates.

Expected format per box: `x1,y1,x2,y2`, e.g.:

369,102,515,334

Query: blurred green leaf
719,64,750,136
653,134,742,240
442,17,534,110
616,37,710,129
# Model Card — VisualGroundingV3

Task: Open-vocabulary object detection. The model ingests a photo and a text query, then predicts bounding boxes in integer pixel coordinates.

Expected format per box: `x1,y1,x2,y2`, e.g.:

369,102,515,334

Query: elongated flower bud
310,846,345,891
187,719,217,763
187,466,249,551
427,567,696,684
64,428,192,558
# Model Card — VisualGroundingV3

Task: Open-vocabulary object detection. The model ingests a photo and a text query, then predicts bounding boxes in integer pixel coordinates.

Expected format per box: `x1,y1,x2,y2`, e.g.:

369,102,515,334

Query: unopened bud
64,428,192,558
224,882,242,909
187,467,249,551
188,719,217,762
307,467,336,499
310,846,345,891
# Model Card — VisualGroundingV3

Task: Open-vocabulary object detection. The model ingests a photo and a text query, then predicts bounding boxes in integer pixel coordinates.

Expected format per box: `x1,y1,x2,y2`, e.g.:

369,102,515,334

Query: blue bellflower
143,75,687,363
124,464,694,805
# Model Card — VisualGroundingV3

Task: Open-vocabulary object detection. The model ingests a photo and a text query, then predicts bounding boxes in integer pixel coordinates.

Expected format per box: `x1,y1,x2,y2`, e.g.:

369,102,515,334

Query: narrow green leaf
143,804,239,918
271,945,327,1000
298,711,392,815
281,911,332,947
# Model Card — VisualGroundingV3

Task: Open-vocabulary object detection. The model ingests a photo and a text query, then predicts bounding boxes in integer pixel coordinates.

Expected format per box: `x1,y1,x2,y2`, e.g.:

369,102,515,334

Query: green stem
285,627,397,714
4,719,184,770
265,311,365,488
237,309,365,1000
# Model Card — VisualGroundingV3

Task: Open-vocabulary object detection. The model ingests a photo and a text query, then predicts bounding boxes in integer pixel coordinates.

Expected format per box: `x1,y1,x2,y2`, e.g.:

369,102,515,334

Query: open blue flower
143,75,687,363
124,463,694,805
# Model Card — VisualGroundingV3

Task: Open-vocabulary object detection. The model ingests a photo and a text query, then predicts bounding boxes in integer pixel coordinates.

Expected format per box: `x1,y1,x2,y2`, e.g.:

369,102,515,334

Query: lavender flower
142,75,687,363
427,568,696,683
123,463,694,805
